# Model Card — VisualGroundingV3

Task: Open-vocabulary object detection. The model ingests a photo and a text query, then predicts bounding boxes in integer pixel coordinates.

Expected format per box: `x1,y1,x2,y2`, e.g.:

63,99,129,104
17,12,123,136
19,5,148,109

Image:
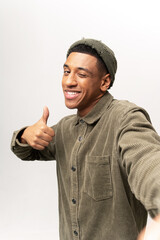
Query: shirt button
80,119,84,123
74,230,78,236
71,166,76,172
78,136,82,141
72,198,76,204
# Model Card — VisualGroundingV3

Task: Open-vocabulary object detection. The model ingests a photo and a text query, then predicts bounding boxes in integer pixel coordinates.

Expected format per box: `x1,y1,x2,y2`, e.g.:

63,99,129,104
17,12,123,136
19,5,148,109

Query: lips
64,90,81,100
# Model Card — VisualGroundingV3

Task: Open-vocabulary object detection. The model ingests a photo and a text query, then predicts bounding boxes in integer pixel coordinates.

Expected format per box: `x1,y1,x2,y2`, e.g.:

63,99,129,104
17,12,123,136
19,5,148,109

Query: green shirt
11,92,160,240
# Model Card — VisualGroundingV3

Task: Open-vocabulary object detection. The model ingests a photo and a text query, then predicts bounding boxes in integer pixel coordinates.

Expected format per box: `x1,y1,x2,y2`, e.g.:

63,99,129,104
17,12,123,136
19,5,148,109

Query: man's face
62,52,109,117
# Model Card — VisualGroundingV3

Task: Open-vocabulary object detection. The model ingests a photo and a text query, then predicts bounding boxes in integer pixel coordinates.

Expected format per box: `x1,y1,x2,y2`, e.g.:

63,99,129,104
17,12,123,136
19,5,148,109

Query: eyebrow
63,64,93,75
63,64,69,68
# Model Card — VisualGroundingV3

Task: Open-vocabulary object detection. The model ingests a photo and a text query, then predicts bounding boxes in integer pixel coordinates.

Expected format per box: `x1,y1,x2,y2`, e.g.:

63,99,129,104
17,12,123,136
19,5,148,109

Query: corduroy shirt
11,92,160,240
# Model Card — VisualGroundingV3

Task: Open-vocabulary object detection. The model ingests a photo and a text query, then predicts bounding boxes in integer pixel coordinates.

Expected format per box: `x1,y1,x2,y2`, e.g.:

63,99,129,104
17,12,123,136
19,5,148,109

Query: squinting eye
64,70,70,75
78,73,87,78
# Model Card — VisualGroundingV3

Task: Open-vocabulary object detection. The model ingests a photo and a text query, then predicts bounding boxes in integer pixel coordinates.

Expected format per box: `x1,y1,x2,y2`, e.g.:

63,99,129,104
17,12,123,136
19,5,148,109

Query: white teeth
67,92,78,95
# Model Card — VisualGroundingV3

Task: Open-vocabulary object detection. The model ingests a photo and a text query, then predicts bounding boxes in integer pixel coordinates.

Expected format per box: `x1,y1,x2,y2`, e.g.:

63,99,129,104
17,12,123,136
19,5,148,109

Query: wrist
21,135,27,144
17,128,28,144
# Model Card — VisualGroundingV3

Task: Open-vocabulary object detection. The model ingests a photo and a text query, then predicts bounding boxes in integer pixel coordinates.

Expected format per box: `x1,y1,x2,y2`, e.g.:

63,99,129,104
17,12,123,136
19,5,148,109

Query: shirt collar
75,91,113,125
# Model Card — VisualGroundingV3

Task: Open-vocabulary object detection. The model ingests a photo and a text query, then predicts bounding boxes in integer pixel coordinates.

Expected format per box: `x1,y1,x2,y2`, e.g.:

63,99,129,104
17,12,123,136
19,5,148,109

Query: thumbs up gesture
21,107,55,150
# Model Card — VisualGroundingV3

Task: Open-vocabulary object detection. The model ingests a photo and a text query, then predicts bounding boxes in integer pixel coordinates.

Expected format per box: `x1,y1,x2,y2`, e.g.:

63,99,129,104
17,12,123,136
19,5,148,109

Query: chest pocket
84,156,113,201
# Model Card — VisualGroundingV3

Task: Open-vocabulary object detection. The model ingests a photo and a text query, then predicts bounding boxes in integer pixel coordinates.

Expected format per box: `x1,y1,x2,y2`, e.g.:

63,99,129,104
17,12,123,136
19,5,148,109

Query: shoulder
108,98,151,123
111,99,142,112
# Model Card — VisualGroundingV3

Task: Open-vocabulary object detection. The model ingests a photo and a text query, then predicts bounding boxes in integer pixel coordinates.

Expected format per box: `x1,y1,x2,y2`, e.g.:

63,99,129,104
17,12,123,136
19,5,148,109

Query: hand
138,215,160,240
21,106,55,150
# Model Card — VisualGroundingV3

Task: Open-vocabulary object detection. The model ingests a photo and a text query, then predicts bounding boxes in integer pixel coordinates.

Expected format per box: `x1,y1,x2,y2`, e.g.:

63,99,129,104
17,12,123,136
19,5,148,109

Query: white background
1,0,160,239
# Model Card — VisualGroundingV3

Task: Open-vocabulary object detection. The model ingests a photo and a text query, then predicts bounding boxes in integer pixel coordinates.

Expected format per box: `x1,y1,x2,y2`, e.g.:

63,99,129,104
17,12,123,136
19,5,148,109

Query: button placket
70,121,87,240
78,120,87,143
70,148,80,238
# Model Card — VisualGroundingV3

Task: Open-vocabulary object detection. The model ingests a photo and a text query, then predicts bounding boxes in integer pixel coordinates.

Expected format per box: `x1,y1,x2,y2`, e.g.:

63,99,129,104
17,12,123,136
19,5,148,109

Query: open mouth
64,90,81,100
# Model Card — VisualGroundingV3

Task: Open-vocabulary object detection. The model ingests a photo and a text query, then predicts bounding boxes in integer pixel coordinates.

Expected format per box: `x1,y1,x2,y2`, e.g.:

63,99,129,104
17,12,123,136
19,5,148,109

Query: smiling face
62,52,111,117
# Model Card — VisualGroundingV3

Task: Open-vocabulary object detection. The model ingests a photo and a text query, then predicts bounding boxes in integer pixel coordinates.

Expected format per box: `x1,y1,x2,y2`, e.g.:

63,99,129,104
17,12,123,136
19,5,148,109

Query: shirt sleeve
11,126,56,161
118,107,160,218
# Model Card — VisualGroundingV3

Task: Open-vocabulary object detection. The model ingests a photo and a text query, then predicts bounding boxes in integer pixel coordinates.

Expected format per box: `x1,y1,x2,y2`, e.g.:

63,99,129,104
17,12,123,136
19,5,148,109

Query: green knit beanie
67,38,117,88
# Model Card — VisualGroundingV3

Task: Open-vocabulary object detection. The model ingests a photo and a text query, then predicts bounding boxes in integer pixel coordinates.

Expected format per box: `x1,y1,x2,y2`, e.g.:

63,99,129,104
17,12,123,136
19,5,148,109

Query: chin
65,103,77,110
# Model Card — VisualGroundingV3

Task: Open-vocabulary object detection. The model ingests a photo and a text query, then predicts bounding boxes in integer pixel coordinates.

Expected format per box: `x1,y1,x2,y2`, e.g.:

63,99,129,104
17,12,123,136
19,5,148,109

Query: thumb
41,106,49,124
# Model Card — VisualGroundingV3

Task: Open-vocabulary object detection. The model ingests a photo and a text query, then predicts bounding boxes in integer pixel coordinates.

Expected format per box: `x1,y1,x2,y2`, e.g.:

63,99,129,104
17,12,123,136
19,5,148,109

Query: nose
64,73,77,87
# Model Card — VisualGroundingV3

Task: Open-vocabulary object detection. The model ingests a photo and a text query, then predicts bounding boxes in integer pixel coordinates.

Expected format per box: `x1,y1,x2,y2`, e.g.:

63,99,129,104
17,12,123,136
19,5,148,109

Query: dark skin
62,52,111,117
20,52,160,239
21,52,110,148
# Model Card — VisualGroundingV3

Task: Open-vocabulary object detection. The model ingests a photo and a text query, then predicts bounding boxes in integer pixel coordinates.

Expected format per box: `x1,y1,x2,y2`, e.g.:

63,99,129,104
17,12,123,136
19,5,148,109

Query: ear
100,74,111,92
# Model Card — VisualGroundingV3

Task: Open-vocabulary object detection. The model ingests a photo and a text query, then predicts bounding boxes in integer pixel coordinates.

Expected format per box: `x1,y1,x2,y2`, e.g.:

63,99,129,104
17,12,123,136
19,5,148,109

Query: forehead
64,52,98,70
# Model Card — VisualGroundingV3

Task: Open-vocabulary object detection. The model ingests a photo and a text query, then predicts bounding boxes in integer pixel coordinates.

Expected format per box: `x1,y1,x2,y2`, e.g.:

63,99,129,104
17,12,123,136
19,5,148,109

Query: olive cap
67,38,117,88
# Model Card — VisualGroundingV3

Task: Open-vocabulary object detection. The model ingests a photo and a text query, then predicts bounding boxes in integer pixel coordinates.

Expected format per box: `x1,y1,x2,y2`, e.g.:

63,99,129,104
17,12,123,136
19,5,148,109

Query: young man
11,39,160,240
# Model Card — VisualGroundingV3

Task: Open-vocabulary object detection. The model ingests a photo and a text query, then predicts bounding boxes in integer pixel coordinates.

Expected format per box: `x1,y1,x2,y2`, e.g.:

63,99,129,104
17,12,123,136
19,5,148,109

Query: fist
21,106,55,150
